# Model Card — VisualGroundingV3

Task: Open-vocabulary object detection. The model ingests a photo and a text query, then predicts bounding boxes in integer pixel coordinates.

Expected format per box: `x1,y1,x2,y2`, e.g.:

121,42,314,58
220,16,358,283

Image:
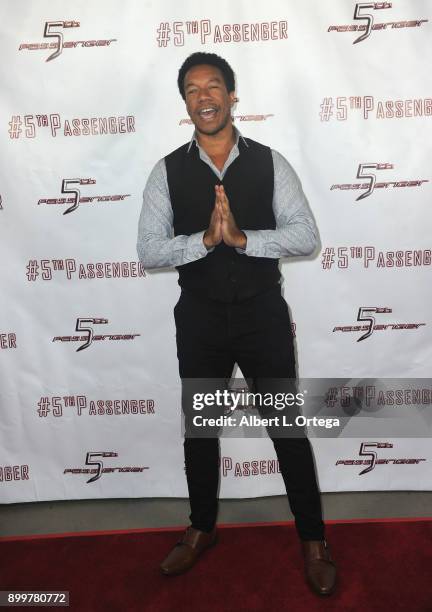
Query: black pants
174,285,324,541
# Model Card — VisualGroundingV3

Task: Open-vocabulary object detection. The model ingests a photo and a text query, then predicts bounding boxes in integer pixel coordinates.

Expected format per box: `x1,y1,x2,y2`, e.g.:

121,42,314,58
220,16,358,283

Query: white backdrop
1,0,431,504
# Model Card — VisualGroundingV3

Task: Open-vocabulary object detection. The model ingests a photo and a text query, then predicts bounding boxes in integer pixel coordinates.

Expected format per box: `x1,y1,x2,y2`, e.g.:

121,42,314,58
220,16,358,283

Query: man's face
183,64,235,136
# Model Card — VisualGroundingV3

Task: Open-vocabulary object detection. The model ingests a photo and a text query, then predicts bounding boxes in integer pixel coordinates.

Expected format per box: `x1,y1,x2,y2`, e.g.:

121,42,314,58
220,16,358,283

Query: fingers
214,187,223,216
214,208,222,223
210,205,221,224
216,200,228,220
215,185,229,218
215,184,228,203
215,185,228,202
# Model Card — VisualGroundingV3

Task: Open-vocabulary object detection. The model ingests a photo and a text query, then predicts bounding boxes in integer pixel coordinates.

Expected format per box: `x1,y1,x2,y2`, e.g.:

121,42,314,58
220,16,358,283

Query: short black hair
177,52,235,100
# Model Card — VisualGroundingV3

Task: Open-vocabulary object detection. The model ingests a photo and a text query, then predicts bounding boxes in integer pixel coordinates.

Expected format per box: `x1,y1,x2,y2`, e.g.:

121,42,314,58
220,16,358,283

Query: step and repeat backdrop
1,0,431,504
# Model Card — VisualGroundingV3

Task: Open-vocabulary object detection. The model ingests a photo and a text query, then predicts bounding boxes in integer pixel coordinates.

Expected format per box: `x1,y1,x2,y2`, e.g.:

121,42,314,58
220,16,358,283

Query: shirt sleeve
136,158,213,269
235,149,319,258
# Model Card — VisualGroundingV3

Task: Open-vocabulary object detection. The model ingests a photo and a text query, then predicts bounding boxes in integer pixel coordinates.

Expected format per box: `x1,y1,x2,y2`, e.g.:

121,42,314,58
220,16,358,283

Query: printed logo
36,395,155,418
64,451,149,484
333,307,426,342
319,96,432,122
0,465,30,482
19,20,117,62
0,333,17,350
37,178,131,215
330,162,428,201
26,259,145,282
325,383,432,409
180,114,274,126
328,3,428,45
52,318,140,352
222,456,281,477
8,114,135,140
156,20,287,47
336,442,426,475
321,246,432,270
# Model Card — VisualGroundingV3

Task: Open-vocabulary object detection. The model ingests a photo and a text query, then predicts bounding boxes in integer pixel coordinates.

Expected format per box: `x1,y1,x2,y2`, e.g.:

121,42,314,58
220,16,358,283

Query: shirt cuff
234,230,249,255
186,231,214,260
237,230,262,257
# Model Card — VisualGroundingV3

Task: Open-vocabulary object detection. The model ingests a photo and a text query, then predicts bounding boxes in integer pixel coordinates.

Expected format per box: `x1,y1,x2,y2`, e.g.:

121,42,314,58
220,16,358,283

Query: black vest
165,137,280,302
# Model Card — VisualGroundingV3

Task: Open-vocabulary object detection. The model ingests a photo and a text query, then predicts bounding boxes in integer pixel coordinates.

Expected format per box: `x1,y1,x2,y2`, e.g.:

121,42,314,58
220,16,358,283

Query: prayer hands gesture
203,185,247,250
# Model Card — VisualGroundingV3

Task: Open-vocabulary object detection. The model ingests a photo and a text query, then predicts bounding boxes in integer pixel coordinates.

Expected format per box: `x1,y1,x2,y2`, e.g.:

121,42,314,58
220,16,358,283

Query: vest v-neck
194,139,241,181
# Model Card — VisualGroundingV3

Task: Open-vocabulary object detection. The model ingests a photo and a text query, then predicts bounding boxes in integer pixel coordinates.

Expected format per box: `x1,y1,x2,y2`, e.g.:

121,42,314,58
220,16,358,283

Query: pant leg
174,290,235,532
231,286,325,540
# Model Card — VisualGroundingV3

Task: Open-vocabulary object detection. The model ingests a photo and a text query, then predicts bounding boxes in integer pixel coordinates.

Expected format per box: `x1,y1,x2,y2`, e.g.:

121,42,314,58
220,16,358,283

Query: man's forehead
184,64,224,84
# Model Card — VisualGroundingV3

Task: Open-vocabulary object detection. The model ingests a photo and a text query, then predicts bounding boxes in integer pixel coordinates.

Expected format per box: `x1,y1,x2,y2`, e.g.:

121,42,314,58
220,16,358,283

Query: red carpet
1,519,431,611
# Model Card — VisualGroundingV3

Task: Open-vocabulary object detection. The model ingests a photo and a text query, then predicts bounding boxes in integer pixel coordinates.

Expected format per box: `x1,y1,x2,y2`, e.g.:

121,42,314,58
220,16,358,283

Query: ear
229,91,238,106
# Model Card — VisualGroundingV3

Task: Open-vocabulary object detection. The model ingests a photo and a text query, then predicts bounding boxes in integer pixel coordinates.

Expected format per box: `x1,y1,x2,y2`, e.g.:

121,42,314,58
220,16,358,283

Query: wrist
203,230,216,250
236,231,247,250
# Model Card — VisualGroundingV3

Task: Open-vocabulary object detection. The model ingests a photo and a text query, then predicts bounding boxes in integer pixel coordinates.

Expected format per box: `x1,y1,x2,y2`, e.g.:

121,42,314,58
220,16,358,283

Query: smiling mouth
198,107,218,121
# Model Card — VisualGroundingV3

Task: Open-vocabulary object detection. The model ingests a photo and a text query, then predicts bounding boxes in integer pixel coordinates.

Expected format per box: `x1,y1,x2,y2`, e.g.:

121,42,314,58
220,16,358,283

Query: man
137,52,337,596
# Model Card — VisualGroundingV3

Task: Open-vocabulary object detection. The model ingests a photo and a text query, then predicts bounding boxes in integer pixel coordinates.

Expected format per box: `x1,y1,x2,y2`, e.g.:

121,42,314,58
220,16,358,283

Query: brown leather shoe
301,539,337,596
160,526,217,575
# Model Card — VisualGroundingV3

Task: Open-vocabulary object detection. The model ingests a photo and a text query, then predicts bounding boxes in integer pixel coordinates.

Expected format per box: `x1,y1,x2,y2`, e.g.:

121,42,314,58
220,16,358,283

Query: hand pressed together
203,184,247,250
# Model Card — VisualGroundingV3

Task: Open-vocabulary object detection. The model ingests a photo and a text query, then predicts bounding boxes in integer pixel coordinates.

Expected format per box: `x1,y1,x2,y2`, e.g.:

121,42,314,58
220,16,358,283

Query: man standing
137,52,337,596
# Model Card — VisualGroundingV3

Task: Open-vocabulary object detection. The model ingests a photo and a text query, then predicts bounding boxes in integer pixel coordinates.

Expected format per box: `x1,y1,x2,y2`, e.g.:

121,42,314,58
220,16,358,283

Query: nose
197,87,213,102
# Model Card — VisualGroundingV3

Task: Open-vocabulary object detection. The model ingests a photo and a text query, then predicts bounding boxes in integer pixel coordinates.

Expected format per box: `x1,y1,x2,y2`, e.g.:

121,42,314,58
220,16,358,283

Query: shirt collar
187,125,249,153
